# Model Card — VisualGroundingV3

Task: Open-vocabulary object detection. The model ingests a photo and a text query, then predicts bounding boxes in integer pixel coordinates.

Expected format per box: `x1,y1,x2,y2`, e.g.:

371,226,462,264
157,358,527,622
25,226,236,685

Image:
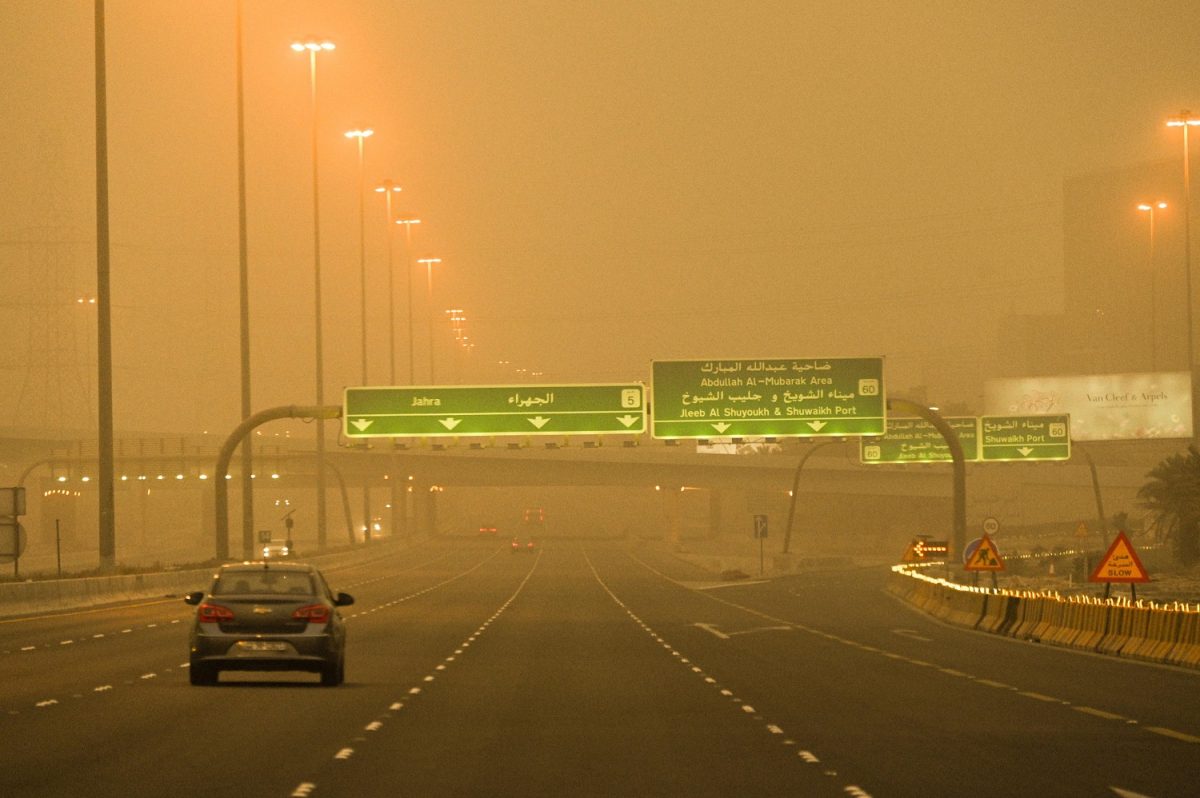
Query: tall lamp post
374,180,403,384
1167,110,1200,445
292,36,335,548
417,257,442,383
396,217,422,382
345,128,373,386
1137,201,1168,370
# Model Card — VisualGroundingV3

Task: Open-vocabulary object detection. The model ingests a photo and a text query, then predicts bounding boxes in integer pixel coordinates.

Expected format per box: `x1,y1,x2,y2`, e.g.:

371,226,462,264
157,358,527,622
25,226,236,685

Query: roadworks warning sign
1088,531,1150,583
963,534,1005,571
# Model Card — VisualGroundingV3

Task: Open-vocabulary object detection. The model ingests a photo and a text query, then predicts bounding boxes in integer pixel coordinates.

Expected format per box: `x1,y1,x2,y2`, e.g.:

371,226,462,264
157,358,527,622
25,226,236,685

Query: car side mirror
183,591,205,605
334,592,354,607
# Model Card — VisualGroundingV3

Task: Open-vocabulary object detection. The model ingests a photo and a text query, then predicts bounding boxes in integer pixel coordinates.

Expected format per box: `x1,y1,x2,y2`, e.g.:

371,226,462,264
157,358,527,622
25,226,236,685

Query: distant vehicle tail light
198,603,235,623
292,604,331,624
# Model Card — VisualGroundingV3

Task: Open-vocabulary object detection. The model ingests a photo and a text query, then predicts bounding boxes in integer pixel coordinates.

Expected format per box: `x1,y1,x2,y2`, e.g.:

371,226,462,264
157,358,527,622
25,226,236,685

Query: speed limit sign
982,517,1000,535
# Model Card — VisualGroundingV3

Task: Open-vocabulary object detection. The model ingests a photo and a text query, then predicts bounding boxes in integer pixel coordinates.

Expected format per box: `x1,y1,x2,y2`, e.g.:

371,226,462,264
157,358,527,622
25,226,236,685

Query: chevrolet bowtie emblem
252,607,272,614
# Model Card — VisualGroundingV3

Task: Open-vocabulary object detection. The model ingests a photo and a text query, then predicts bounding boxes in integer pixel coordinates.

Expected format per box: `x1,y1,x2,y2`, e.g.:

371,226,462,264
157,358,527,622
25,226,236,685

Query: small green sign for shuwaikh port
651,357,885,439
979,414,1071,462
343,384,645,438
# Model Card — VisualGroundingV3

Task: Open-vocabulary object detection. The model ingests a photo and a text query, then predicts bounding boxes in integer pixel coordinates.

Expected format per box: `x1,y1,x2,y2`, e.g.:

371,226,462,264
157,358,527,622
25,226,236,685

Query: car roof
219,561,315,573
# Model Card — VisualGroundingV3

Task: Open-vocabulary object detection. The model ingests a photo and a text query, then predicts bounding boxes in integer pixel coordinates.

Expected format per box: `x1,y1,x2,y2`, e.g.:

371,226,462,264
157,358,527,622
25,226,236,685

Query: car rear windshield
213,570,315,597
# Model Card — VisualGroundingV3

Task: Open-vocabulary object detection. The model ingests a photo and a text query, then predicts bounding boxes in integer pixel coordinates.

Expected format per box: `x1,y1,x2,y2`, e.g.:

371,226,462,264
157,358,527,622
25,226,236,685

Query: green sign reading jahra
979,414,1071,461
343,384,645,438
860,417,979,464
651,358,885,439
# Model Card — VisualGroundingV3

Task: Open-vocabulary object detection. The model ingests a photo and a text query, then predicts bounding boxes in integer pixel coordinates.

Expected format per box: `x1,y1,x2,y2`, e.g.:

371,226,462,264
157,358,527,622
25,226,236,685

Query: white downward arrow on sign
528,416,550,429
616,415,639,428
1018,446,1034,456
351,419,373,432
711,422,731,433
807,420,827,431
439,418,462,430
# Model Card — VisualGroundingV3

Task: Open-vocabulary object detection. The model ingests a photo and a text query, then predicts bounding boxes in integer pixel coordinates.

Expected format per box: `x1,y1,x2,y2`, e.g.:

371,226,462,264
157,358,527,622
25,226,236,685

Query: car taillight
292,604,331,624
198,603,235,623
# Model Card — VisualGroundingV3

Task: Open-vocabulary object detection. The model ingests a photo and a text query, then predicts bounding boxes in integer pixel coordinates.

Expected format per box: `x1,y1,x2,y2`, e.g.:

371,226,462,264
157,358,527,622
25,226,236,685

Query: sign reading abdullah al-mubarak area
651,358,884,439
979,414,1071,461
860,416,979,464
343,384,645,438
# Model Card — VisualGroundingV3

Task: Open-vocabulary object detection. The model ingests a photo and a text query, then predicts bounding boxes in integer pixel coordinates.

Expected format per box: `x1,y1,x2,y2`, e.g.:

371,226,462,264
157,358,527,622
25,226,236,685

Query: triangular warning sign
1088,531,1150,583
964,534,1005,571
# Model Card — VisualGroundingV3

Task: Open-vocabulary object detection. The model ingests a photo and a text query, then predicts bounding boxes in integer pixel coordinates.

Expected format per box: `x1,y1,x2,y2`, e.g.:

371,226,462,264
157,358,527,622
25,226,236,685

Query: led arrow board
651,358,884,439
343,384,645,438
979,414,1070,462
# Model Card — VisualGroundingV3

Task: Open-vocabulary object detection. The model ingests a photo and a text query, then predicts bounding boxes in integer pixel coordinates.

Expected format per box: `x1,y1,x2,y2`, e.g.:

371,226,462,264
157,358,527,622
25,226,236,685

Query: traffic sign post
343,384,646,438
860,417,979,463
651,358,884,439
753,514,768,576
979,415,1071,462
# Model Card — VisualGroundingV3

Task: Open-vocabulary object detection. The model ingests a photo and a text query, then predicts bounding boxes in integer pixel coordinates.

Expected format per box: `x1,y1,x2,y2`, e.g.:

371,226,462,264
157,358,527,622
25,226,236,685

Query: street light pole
396,217,422,383
292,37,335,549
1137,201,1168,371
1167,110,1200,446
374,181,403,385
345,128,373,387
417,258,442,383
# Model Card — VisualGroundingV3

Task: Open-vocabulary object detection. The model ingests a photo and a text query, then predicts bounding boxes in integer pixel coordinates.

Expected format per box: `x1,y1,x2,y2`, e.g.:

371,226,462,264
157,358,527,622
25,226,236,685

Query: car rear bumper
191,631,341,671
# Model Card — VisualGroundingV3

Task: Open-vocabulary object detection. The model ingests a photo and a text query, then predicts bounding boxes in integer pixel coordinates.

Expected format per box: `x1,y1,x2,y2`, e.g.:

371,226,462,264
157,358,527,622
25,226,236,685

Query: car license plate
237,640,287,652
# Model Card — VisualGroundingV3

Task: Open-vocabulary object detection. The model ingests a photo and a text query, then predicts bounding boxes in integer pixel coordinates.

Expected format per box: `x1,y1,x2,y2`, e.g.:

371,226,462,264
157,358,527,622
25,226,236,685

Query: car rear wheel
189,662,217,686
320,657,344,687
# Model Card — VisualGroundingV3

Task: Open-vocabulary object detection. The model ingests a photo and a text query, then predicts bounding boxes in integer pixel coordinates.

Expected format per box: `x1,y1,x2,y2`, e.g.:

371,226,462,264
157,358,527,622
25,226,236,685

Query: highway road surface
2,538,1197,797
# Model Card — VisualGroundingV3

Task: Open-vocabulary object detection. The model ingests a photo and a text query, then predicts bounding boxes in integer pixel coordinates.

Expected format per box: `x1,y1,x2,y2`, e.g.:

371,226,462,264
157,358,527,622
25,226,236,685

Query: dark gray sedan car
184,561,354,686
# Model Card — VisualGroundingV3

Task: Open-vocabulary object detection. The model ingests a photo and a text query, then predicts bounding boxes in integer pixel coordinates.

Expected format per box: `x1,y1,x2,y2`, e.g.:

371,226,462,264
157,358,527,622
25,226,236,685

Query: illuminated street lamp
396,216,422,382
292,35,335,548
1137,201,1168,370
1167,110,1200,444
417,257,442,382
345,128,374,386
374,180,403,384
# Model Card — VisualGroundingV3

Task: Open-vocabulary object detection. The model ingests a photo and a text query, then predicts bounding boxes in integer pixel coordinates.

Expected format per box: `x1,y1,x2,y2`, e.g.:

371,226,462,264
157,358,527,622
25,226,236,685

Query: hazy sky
2,1,1198,435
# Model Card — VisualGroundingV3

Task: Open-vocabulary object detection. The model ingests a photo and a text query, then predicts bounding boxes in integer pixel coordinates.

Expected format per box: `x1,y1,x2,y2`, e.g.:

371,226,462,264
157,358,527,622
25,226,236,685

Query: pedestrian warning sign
1088,531,1150,583
963,534,1005,571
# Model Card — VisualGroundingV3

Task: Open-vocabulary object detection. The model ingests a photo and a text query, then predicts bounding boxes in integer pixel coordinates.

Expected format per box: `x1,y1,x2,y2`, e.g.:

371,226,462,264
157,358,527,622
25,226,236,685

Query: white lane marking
798,750,820,763
94,685,113,692
20,646,35,652
1145,726,1200,744
60,640,75,646
291,784,317,798
976,679,1016,690
408,687,422,695
693,621,731,639
146,624,157,628
844,786,872,797
720,689,734,697
1019,691,1063,703
741,705,756,714
767,724,784,734
423,675,435,682
334,748,354,760
389,702,403,710
365,721,383,732
1075,706,1127,722
36,699,59,707
139,673,157,680
93,634,105,639
1110,789,1159,798
939,668,970,678
120,629,132,634
435,665,446,671
892,628,932,642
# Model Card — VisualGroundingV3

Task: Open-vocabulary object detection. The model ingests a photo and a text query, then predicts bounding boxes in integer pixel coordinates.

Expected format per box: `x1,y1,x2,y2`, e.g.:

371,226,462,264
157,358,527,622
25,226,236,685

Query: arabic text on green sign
343,384,645,438
651,358,885,439
860,417,979,464
979,414,1071,462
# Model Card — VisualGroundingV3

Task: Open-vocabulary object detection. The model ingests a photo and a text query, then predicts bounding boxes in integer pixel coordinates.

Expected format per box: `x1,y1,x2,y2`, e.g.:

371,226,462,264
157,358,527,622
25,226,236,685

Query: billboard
984,372,1191,441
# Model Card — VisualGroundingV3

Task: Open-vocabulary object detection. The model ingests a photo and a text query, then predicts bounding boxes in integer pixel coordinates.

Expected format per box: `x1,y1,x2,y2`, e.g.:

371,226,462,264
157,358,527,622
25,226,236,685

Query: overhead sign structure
963,534,1005,571
860,417,978,464
979,415,1071,462
1088,532,1150,583
343,384,646,438
651,358,884,440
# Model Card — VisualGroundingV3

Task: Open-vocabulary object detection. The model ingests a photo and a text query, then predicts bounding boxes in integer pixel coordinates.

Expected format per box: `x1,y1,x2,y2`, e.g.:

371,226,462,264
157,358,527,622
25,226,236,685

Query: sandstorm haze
2,0,1197,436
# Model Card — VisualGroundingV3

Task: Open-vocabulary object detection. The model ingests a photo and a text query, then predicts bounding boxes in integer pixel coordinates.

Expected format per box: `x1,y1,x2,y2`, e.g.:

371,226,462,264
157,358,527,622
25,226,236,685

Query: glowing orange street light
395,216,422,383
416,258,442,383
1137,201,1168,370
1167,110,1200,443
291,35,335,548
345,128,374,386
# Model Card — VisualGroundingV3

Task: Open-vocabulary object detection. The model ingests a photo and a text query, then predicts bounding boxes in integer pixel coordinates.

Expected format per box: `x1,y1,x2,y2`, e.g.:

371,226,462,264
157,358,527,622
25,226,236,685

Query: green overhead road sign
980,414,1071,461
343,384,646,438
860,417,979,464
651,358,885,439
